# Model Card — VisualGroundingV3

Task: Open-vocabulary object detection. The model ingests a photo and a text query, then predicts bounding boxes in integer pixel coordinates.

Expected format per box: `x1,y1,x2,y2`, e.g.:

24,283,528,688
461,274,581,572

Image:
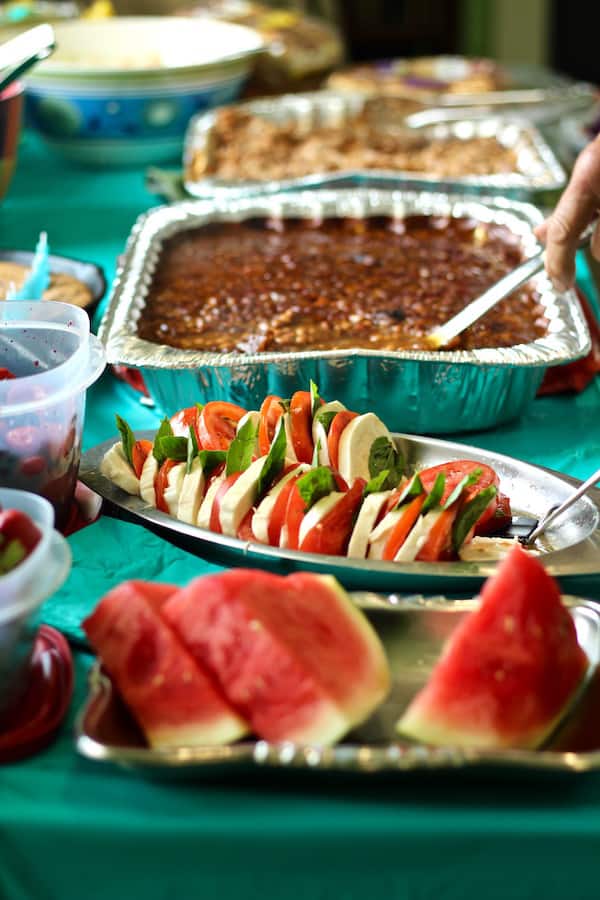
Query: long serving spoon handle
526,465,600,545
426,222,596,351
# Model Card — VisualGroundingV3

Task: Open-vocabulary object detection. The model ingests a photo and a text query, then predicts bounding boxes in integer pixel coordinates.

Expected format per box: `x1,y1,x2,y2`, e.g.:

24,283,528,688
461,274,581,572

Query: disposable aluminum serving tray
182,91,567,202
99,188,590,435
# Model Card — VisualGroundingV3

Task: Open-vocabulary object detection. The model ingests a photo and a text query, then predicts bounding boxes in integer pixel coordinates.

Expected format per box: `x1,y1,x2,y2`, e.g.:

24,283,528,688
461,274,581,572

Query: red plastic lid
0,626,73,764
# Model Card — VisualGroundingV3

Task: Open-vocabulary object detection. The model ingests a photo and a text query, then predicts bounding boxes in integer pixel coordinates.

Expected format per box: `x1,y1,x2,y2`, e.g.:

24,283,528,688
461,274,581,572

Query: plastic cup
0,488,71,723
0,301,105,529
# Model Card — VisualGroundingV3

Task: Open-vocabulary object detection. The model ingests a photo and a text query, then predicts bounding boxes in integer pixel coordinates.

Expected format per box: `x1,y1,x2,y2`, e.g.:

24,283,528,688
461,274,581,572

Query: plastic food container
0,301,105,528
0,488,71,723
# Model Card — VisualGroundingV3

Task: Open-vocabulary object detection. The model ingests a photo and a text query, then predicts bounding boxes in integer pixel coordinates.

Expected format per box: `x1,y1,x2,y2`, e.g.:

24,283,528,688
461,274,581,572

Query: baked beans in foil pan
182,92,567,203
99,189,590,434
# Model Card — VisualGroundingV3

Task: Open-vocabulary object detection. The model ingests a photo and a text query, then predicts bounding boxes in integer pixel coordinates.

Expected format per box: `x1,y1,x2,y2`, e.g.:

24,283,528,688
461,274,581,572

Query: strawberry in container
0,302,105,530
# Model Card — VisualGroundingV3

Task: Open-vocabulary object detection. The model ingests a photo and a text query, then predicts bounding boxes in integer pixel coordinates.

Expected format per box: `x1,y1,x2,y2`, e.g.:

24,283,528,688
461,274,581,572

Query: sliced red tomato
0,367,16,380
198,401,246,451
267,473,302,546
327,411,358,471
415,505,459,562
170,406,200,441
237,509,256,542
155,459,178,514
289,391,314,464
419,460,499,531
132,439,153,479
475,491,513,536
283,482,306,550
299,479,366,556
258,395,285,456
382,493,427,561
209,472,242,534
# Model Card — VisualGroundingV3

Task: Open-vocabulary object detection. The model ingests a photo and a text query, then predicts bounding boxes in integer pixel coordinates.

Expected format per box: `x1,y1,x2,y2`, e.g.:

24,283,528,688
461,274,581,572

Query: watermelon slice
161,569,390,745
82,580,249,748
397,545,589,750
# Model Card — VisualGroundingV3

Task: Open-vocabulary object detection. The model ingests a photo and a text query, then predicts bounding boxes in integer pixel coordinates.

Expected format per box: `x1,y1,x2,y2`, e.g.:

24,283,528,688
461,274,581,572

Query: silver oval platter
75,595,600,775
79,431,600,594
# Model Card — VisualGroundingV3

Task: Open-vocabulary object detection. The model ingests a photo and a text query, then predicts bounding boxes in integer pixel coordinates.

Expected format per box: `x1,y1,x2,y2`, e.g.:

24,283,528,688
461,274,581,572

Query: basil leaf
313,409,337,436
278,398,291,413
442,468,483,510
310,380,322,416
115,414,135,468
296,466,337,512
186,426,199,475
153,418,174,465
156,436,188,462
226,417,257,476
368,436,404,480
364,468,403,497
393,473,424,509
422,472,446,514
196,402,204,413
198,450,227,475
452,486,497,552
256,417,287,499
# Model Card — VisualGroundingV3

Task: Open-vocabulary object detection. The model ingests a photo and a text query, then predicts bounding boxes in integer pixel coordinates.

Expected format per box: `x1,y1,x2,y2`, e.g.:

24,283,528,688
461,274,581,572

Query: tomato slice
237,509,256,542
267,473,301,546
382,494,427,561
258,395,285,457
415,505,459,562
283,482,306,550
289,391,314,464
475,491,513,536
170,406,200,441
155,459,178,514
209,472,242,534
198,401,246,451
419,459,499,531
132,439,153,479
327,411,358,471
299,479,366,556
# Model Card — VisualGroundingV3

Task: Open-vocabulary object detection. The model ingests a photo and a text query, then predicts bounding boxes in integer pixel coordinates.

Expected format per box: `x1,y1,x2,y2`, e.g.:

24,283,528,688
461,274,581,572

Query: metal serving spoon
426,223,595,351
0,24,55,94
523,466,600,546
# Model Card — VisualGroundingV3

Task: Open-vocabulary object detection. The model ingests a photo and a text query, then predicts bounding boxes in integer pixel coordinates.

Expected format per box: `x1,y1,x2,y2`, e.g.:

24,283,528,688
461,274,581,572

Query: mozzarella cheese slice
347,491,391,559
337,413,395,484
394,510,443,562
282,413,298,463
311,400,346,446
297,491,344,547
177,458,206,525
219,456,268,537
458,536,525,562
197,472,226,530
100,443,140,495
313,421,331,467
139,453,159,507
160,462,185,517
367,507,405,560
252,463,309,544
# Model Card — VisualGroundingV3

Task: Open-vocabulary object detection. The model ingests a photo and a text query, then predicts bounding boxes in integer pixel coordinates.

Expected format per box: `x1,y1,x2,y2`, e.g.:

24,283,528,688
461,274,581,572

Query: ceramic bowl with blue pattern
23,17,263,166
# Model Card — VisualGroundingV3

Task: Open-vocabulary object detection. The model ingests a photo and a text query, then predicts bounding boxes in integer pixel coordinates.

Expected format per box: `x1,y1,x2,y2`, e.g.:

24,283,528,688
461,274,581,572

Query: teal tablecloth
3,133,600,900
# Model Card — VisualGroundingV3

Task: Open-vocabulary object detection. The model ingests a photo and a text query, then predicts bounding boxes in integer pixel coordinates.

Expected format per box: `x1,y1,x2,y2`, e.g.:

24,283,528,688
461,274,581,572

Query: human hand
535,134,600,292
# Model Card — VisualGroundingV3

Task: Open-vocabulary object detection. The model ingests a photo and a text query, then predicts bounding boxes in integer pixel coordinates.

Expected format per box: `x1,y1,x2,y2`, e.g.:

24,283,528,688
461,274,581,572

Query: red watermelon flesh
397,545,589,750
83,580,249,748
161,569,390,745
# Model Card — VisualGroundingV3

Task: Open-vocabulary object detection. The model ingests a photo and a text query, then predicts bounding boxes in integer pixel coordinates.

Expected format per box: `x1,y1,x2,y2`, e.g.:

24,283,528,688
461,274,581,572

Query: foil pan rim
182,91,567,198
99,188,591,370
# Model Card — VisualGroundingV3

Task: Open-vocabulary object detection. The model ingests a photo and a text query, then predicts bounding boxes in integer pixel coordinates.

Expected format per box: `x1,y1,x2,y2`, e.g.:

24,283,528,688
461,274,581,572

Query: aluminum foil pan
182,91,567,202
99,188,591,435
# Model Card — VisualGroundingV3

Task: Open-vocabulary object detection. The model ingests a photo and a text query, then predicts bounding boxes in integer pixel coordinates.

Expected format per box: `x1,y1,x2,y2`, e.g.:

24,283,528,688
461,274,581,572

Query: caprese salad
101,384,516,563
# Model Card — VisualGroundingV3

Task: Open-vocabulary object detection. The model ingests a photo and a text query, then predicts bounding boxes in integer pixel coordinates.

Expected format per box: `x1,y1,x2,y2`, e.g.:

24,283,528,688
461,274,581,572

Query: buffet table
3,132,600,900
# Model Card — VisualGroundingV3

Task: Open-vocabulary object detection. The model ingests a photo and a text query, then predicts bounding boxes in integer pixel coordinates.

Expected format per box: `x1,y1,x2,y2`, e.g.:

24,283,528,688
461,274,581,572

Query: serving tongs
0,24,55,94
426,223,595,350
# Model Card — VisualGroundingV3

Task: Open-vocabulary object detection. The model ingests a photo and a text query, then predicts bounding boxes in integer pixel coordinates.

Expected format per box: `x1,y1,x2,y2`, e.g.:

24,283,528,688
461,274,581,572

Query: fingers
541,135,600,291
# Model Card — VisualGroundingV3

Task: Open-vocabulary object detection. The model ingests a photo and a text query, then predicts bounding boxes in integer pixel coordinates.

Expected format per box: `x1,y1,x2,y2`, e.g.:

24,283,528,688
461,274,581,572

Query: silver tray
79,430,600,595
75,595,600,775
183,91,567,201
98,189,590,435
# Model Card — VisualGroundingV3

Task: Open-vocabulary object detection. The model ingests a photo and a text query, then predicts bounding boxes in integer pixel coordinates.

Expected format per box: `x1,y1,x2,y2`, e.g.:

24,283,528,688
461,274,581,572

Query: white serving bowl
24,16,263,166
